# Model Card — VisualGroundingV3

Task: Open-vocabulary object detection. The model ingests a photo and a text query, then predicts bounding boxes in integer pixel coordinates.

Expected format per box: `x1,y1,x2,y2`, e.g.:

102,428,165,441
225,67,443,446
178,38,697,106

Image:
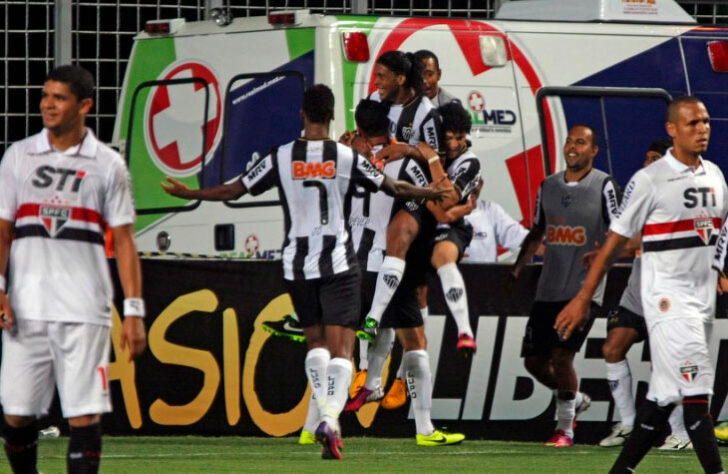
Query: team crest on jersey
401,126,414,142
658,297,671,313
40,205,70,237
680,361,699,383
694,213,714,244
561,194,572,208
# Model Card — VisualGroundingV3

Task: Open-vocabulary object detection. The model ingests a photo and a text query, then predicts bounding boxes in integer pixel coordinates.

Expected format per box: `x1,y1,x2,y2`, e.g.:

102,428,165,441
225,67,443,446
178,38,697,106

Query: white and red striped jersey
611,150,728,328
0,129,136,326
241,139,385,280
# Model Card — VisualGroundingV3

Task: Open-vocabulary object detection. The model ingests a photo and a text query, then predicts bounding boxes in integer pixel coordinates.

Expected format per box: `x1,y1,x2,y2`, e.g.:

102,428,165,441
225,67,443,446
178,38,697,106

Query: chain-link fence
1,0,725,152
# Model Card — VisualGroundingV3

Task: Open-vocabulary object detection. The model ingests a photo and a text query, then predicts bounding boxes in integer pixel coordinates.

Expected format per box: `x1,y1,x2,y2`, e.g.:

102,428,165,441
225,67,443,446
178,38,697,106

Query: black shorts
521,300,599,357
432,220,474,261
606,306,647,343
360,270,378,321
285,271,361,329
379,260,425,329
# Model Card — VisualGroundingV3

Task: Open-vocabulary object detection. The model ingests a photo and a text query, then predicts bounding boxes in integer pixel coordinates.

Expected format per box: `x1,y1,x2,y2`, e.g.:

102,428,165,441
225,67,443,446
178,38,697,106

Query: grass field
19,436,724,473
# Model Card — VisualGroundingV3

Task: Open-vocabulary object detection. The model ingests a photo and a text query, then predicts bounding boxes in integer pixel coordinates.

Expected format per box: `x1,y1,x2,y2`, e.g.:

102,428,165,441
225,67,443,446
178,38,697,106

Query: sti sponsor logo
684,187,717,208
291,161,336,179
32,166,86,192
546,225,586,246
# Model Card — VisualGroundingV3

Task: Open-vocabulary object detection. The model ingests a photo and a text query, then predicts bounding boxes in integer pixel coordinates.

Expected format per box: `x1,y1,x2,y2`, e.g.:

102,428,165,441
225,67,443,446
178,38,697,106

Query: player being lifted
557,97,725,473
162,85,446,460
364,52,477,352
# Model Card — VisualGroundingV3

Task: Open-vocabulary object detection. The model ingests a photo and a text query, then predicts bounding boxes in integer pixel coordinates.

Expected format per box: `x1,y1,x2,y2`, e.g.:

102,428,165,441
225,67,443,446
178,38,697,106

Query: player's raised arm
112,224,146,361
161,176,248,201
0,219,13,330
554,230,629,340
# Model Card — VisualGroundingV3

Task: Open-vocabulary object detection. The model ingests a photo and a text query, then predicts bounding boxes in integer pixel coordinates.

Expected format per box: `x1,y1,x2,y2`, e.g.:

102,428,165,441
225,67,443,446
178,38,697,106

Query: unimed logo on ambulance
291,161,336,179
546,225,586,246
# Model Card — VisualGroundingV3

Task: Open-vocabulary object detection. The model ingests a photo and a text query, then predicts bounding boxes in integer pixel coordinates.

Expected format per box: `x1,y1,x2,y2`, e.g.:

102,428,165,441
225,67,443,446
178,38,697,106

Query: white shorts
0,319,112,418
646,317,714,406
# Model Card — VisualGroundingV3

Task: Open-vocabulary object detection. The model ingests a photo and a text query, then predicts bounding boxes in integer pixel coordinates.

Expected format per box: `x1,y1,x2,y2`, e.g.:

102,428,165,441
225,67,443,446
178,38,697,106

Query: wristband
124,298,145,318
0,274,5,293
428,156,439,164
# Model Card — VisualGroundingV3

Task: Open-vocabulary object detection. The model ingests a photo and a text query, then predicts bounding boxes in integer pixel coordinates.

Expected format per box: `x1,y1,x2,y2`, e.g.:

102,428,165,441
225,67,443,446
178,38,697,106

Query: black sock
2,420,38,474
683,395,724,474
611,400,673,473
67,423,102,474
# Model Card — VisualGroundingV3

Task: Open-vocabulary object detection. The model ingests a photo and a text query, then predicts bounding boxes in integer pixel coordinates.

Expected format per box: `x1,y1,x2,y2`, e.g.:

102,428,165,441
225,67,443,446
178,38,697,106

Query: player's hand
553,296,590,341
161,176,190,198
339,130,355,145
718,272,728,295
0,292,13,331
375,143,412,163
120,317,147,361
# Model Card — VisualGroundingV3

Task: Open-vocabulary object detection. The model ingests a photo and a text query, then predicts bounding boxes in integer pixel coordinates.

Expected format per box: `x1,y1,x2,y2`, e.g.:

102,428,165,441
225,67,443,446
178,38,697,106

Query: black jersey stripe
319,235,336,276
292,237,309,279
15,224,104,245
356,227,376,269
642,235,718,252
292,139,308,162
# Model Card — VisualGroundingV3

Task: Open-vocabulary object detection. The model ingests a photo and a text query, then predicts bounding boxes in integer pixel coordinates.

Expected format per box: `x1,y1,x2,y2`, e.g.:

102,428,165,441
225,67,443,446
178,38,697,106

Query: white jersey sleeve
492,201,528,251
103,157,136,227
352,151,385,191
0,145,19,221
610,170,655,239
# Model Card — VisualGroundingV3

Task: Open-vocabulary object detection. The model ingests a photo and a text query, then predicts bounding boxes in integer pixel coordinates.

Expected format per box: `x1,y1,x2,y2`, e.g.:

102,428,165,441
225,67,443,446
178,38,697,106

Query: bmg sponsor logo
292,161,336,179
546,225,586,246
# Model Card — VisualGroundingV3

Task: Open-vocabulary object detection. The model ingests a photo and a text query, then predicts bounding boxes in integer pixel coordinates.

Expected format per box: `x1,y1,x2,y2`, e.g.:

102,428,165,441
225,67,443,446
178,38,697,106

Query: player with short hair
413,50,458,108
556,97,725,473
512,124,620,447
0,64,147,474
162,84,445,460
599,138,692,451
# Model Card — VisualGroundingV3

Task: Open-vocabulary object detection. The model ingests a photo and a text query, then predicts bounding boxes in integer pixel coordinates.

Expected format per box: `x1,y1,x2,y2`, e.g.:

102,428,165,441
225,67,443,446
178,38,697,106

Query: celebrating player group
2,49,727,474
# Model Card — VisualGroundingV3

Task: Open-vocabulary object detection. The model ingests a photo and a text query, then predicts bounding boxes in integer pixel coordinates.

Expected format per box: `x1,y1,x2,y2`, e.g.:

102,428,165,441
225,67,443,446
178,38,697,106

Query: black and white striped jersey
446,150,481,205
241,139,385,281
369,91,444,152
349,144,385,272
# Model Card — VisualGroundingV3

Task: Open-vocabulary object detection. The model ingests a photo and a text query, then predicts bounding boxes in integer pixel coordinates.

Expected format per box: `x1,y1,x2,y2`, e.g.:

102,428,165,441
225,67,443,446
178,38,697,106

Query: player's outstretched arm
380,175,448,202
161,176,248,201
375,143,423,163
112,224,147,361
554,230,629,340
511,226,545,279
0,219,12,331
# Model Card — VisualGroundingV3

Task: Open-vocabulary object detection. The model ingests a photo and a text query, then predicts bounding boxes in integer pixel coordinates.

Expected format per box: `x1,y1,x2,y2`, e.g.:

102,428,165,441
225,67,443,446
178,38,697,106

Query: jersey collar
664,148,705,175
32,128,99,158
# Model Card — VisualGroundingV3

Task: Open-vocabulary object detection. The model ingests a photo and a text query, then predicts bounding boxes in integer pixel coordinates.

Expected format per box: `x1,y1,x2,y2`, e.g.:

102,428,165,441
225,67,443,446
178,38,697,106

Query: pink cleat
315,421,343,460
545,429,573,448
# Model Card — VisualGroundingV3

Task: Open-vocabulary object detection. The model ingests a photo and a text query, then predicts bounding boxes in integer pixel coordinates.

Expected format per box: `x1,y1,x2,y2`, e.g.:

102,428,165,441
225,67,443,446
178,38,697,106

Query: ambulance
111,0,728,258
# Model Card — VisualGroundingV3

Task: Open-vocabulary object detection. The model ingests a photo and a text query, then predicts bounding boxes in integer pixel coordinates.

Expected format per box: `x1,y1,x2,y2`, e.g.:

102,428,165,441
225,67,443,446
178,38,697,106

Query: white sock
669,404,689,439
322,357,353,422
303,391,319,432
404,349,435,436
395,309,428,379
555,391,576,438
606,360,635,427
305,347,330,413
358,338,369,371
365,328,396,391
367,256,405,324
437,262,473,338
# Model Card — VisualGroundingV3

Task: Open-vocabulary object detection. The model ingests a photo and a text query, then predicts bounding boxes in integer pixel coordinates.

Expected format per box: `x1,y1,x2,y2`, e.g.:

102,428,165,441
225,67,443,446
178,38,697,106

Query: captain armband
123,297,146,318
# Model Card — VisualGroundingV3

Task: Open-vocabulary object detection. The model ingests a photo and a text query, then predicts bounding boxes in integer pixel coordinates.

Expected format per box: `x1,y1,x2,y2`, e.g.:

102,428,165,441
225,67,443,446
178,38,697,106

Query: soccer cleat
349,369,367,399
357,317,379,343
416,429,465,446
344,386,384,412
658,434,693,450
315,421,343,460
298,430,316,445
261,314,305,342
573,391,592,429
599,424,633,447
39,425,61,439
381,377,408,410
545,430,573,448
456,333,476,357
715,420,728,443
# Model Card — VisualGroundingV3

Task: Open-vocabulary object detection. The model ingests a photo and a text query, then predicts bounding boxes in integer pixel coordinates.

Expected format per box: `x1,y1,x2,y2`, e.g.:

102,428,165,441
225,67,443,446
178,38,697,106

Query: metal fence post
351,0,368,14
54,0,72,66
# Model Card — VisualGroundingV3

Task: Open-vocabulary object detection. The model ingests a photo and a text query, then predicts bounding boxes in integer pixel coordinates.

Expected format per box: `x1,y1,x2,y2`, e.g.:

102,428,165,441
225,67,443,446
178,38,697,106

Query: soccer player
599,139,692,450
0,65,147,474
162,85,445,460
556,97,725,473
511,124,619,447
414,50,458,108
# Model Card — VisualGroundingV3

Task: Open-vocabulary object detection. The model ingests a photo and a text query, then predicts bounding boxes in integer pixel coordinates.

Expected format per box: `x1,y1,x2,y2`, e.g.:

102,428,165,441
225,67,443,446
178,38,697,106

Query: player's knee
602,339,627,363
68,414,101,429
682,395,711,428
523,356,544,377
4,415,35,429
636,400,673,430
550,348,575,368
